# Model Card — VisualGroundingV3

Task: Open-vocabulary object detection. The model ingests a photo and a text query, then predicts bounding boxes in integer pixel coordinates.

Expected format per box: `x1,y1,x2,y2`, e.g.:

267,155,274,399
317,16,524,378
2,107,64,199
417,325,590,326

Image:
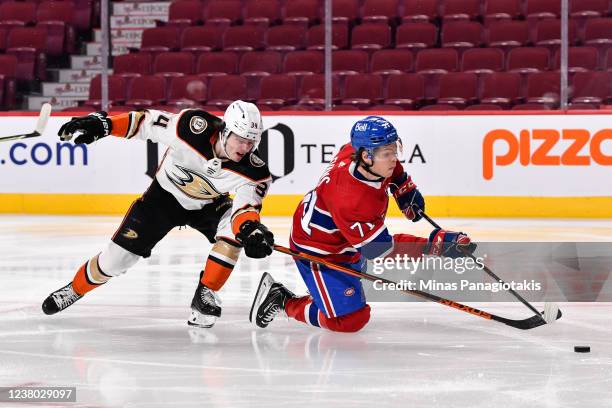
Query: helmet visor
372,138,404,162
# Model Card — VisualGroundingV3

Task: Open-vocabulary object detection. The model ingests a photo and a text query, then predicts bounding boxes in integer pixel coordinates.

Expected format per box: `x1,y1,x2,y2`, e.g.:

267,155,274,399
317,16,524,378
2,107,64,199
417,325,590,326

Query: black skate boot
188,279,222,328
249,272,295,328
42,283,83,315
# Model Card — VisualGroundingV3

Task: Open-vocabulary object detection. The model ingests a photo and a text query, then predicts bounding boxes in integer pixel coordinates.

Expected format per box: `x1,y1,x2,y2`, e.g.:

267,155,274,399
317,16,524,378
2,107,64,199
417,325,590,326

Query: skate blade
187,310,216,328
249,272,274,325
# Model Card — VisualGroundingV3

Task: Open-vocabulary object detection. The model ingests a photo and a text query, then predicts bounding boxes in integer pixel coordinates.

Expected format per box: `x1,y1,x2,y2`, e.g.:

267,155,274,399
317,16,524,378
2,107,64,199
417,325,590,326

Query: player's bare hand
58,112,112,144
236,220,274,258
425,229,477,259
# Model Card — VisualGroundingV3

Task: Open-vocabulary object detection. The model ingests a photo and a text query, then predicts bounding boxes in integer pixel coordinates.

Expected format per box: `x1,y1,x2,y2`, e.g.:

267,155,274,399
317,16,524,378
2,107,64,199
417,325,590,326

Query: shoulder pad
176,109,223,155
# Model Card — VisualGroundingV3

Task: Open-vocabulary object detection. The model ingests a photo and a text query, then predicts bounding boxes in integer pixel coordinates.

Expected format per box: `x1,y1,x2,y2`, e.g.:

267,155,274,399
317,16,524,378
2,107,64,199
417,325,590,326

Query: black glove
58,111,112,145
235,220,274,259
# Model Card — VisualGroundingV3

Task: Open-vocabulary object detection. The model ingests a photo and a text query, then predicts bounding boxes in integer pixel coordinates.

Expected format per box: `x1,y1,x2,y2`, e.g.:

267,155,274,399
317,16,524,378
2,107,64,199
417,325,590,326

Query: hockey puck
574,346,590,353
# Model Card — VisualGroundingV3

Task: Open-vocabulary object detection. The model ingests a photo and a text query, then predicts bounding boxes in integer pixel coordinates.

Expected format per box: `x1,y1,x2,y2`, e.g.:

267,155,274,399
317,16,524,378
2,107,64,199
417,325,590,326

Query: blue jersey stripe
310,208,338,231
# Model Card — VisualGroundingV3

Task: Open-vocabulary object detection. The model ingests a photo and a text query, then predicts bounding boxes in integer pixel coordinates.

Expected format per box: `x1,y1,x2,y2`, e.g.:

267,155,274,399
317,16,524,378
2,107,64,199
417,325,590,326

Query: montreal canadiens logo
190,116,208,134
344,287,355,296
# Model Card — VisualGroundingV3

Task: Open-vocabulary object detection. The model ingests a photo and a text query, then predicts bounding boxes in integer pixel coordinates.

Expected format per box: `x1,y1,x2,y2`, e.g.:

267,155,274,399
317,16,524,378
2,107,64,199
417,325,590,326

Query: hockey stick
416,209,561,325
273,244,561,330
0,103,52,143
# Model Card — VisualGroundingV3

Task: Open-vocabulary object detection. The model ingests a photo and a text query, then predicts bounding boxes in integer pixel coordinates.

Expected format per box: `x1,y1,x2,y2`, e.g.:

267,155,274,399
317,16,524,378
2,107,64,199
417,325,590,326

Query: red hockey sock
285,296,371,332
286,296,324,327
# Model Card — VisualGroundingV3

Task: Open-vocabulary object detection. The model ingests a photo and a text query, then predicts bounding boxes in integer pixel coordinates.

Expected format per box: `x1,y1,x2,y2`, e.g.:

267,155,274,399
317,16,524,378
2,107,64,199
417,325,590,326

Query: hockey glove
390,172,424,222
58,111,112,145
425,229,477,259
235,220,274,259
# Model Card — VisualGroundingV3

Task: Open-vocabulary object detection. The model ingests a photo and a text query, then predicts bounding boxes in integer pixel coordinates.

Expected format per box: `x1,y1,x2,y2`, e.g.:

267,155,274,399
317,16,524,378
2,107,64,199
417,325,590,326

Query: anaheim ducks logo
166,165,222,200
122,228,138,239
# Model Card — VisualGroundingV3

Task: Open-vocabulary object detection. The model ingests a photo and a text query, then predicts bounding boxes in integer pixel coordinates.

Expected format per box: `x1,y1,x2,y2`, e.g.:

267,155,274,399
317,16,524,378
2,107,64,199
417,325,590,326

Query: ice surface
1,216,611,408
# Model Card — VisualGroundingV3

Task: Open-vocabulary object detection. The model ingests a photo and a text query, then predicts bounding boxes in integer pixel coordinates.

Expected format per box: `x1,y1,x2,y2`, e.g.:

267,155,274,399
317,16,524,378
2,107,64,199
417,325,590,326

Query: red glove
390,173,424,222
425,229,476,258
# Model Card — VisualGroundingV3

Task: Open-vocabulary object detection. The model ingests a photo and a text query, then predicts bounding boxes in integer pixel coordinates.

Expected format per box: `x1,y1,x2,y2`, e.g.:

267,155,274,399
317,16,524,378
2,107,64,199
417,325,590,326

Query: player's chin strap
359,149,385,179
218,122,257,160
218,123,231,160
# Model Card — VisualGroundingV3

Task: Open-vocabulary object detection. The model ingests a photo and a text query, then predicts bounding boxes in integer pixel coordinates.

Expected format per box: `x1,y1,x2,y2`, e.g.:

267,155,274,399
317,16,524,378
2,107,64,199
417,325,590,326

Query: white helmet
221,100,263,151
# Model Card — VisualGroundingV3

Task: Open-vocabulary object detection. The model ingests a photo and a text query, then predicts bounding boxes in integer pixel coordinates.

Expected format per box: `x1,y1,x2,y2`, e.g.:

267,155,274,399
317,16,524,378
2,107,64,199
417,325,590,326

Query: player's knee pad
210,238,242,265
98,241,140,277
322,304,371,333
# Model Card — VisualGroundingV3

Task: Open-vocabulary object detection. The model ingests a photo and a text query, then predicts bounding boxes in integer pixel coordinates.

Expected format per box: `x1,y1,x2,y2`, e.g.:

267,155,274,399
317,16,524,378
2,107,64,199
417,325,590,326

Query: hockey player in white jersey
42,101,274,328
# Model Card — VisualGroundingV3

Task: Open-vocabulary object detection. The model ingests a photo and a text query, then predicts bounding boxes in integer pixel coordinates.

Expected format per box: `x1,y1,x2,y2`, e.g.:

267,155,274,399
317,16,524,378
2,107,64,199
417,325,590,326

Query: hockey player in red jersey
250,116,475,333
42,101,274,328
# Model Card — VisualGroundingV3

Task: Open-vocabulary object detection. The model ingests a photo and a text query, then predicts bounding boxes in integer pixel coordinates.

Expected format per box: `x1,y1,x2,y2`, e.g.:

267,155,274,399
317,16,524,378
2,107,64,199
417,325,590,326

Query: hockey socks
285,296,371,333
71,254,112,296
200,240,240,291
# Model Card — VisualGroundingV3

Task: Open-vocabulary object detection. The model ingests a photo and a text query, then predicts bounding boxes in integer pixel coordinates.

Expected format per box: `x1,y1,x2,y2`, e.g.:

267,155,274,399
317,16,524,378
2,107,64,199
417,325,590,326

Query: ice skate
250,272,295,328
42,282,83,315
188,282,222,328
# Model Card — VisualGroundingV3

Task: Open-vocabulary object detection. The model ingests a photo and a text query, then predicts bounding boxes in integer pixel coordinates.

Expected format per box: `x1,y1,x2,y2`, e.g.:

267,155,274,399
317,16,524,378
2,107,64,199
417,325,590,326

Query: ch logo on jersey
166,165,222,200
122,228,138,239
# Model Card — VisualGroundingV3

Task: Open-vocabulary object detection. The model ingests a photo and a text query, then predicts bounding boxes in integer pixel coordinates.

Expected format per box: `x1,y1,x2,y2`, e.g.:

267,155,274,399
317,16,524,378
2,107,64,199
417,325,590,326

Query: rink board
0,111,610,217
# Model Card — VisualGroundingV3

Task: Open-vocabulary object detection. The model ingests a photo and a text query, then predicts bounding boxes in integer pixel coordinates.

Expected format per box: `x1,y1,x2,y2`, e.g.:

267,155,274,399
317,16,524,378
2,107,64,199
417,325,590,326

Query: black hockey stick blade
495,308,563,330
0,103,52,142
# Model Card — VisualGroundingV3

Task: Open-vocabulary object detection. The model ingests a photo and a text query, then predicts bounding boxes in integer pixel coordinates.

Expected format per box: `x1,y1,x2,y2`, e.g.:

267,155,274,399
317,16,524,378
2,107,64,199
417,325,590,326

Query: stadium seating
257,74,298,109
283,0,320,26
85,75,127,108
266,25,306,52
7,27,47,81
181,26,225,54
396,22,437,50
341,74,384,107
36,1,76,56
283,50,324,83
461,48,505,73
11,0,610,112
361,0,399,25
244,0,281,27
402,0,438,23
371,49,414,74
204,0,242,27
167,75,208,107
441,0,481,22
154,52,195,77
384,73,425,109
168,0,202,27
114,53,152,77
483,0,521,24
307,23,349,50
0,53,17,109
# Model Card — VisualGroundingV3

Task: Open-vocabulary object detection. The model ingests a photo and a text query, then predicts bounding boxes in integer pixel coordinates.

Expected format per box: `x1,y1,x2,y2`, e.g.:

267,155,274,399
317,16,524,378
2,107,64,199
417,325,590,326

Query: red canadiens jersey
290,143,404,264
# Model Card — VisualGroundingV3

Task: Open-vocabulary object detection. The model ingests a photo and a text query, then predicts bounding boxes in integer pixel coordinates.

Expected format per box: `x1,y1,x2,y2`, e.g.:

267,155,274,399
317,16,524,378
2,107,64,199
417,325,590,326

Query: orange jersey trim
231,210,260,235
